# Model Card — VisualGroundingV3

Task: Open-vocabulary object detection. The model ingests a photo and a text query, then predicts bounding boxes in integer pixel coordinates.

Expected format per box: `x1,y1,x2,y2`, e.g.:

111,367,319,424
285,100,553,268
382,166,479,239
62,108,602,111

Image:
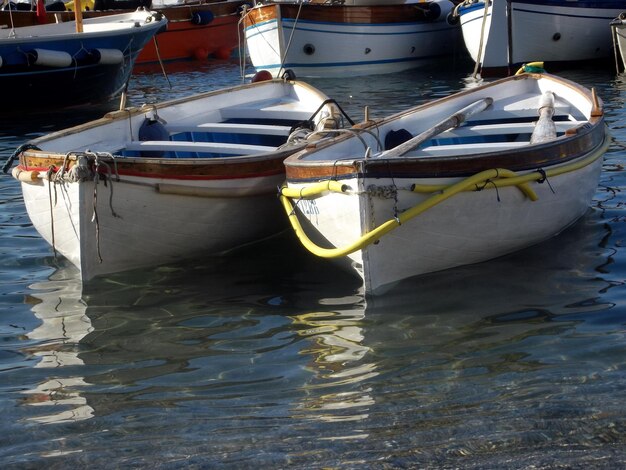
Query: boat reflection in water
290,305,377,431
17,209,613,435
21,267,94,424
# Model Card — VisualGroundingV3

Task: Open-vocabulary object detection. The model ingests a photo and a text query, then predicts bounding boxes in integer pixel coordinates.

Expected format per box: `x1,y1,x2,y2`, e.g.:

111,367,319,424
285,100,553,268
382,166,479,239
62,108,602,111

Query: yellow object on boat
515,61,545,75
64,0,95,11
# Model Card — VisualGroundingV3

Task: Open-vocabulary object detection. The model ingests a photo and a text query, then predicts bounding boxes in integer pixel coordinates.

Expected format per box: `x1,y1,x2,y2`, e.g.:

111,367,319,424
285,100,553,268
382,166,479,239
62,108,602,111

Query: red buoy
251,70,273,83
193,48,209,61
214,47,232,60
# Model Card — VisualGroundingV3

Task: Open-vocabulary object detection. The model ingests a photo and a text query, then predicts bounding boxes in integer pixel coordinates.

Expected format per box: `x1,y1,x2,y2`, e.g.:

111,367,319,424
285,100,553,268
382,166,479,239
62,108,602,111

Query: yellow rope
279,134,608,259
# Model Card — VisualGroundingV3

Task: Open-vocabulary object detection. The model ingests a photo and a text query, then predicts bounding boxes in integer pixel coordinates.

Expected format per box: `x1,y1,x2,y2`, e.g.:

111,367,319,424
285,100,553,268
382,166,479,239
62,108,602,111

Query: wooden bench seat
416,141,530,156
166,122,293,136
124,140,277,155
434,120,585,139
220,102,315,122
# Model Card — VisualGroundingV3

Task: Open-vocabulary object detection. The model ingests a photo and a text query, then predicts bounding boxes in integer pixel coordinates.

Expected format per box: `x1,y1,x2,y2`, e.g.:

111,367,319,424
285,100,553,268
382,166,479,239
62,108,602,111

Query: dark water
1,58,626,468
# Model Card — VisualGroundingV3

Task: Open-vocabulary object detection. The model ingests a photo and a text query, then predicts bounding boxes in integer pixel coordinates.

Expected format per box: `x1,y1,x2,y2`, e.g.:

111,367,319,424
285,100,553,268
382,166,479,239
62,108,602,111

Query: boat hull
288,155,603,294
0,10,166,108
13,78,340,280
20,172,285,279
0,1,245,64
458,0,624,75
243,1,461,78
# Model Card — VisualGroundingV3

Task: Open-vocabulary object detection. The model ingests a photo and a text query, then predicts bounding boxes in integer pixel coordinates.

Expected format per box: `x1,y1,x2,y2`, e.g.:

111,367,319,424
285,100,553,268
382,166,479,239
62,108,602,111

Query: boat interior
118,97,324,159
301,89,591,161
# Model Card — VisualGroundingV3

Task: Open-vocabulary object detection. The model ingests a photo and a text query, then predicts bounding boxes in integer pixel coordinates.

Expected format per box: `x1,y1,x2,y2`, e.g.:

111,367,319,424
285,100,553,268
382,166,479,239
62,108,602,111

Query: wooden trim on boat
285,123,606,181
18,149,290,180
243,2,433,28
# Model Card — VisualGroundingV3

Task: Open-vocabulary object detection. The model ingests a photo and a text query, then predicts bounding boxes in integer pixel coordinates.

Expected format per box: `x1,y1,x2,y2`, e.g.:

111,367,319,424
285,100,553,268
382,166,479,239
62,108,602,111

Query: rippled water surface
1,58,626,468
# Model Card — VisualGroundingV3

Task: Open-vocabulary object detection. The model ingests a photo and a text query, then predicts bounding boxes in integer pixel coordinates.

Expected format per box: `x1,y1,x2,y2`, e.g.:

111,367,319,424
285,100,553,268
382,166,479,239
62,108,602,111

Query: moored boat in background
279,71,610,295
453,0,625,76
0,0,246,63
0,8,166,108
242,0,461,78
6,77,346,281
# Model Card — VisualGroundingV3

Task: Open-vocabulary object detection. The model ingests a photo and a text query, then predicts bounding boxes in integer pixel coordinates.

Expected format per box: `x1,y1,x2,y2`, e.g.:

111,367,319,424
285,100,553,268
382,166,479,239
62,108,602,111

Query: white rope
472,0,491,78
277,0,304,78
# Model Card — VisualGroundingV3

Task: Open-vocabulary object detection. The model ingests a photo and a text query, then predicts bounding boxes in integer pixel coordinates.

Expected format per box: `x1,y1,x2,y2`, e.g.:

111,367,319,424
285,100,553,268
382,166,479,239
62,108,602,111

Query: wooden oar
530,91,557,144
378,97,493,158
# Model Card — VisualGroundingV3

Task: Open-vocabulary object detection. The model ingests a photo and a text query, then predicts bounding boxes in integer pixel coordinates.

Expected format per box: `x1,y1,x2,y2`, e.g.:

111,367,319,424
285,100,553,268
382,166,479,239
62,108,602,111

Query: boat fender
194,48,209,60
138,112,169,157
0,56,2,68
252,70,273,82
11,167,41,184
424,0,455,22
28,48,73,67
214,46,232,60
139,113,169,142
191,10,214,25
90,48,124,65
281,69,296,81
384,129,413,150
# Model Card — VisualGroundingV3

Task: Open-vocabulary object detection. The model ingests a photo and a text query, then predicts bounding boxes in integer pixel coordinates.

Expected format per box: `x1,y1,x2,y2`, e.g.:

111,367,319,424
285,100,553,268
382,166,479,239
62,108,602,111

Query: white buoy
91,48,124,65
30,49,73,67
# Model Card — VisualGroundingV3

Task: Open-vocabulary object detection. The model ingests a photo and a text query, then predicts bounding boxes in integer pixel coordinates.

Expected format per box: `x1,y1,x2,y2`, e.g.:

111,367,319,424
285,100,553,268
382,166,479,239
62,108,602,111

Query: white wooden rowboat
279,72,610,295
7,77,346,281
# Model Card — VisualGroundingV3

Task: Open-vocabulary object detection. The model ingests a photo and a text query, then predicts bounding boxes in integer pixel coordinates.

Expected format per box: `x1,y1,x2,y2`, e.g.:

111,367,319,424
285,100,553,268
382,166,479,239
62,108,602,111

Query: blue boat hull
0,11,165,109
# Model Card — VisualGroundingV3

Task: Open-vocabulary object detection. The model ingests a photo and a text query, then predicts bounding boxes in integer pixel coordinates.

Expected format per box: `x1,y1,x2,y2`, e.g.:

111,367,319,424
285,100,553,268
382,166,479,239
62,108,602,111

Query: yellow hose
279,179,348,199
280,135,608,259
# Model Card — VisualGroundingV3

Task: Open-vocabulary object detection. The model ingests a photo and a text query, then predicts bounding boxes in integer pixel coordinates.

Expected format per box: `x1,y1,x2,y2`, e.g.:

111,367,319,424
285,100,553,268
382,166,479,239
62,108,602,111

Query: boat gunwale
17,144,298,180
243,2,438,27
0,10,165,43
0,1,244,28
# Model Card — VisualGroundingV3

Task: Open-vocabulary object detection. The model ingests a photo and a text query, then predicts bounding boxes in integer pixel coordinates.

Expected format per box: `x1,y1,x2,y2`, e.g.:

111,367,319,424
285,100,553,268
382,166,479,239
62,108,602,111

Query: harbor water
1,58,626,468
